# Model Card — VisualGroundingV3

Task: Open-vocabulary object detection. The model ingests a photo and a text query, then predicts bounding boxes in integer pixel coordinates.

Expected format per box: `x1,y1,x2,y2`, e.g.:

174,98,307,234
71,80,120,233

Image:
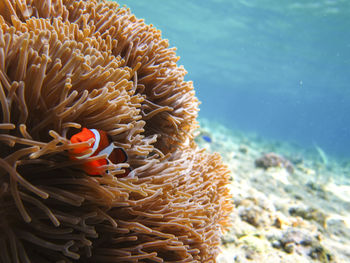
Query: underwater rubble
197,119,350,263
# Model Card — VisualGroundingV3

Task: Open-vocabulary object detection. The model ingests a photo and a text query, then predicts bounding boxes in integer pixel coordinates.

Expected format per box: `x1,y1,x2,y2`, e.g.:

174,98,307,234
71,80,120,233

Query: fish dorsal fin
75,129,101,159
99,143,128,164
114,147,128,163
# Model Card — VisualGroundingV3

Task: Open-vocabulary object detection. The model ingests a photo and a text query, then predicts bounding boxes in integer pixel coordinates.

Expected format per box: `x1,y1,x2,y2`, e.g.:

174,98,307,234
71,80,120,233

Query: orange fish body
69,128,130,177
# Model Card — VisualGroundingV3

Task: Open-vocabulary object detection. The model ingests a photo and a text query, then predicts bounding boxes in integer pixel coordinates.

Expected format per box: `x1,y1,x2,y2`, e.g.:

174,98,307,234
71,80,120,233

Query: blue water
117,0,350,158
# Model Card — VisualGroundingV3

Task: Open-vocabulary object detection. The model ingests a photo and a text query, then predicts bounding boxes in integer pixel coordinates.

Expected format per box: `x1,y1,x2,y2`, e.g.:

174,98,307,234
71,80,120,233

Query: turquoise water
117,0,350,158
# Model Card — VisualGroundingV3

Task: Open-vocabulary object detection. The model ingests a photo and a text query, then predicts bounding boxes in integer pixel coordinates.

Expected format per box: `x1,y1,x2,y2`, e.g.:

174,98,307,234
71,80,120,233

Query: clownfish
69,128,130,177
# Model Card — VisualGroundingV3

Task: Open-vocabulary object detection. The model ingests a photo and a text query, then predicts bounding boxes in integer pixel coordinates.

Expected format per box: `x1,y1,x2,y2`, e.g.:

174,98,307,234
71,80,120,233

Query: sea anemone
0,0,232,262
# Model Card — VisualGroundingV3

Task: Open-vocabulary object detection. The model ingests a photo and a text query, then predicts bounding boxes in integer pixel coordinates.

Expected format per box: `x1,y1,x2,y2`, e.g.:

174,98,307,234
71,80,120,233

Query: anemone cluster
0,0,232,262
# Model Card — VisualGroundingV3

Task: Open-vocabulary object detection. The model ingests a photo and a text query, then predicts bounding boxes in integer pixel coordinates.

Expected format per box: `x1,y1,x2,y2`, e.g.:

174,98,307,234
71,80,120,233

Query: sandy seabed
196,119,350,263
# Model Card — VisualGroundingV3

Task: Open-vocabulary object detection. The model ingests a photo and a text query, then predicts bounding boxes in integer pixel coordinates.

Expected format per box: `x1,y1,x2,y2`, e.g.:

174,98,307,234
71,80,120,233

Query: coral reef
197,120,349,262
0,0,232,262
255,152,294,174
271,228,333,262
